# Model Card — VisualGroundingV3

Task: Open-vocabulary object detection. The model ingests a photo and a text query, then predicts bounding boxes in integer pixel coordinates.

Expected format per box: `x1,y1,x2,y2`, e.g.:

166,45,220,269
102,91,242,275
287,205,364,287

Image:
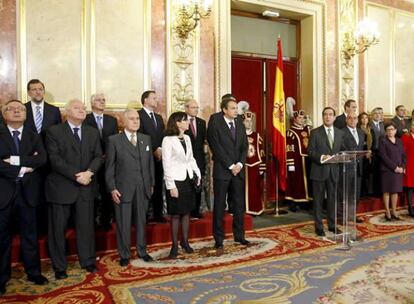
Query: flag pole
272,34,287,217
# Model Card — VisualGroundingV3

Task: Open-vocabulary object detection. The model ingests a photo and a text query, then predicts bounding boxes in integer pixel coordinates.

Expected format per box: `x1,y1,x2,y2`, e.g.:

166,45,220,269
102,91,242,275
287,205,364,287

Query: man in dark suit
84,93,118,230
0,100,48,295
105,109,155,266
24,79,62,234
341,113,368,223
392,105,409,137
334,99,358,129
369,107,385,196
45,99,102,279
138,90,166,223
308,107,344,236
184,99,206,218
207,94,249,249
24,79,61,136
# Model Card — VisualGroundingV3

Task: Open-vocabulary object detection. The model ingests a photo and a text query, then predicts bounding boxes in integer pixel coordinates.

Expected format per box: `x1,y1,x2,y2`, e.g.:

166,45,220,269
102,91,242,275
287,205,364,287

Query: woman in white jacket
162,111,201,258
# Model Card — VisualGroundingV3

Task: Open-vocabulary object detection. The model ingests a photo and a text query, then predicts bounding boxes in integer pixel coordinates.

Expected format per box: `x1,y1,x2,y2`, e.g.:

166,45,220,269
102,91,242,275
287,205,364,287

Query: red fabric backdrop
232,55,298,202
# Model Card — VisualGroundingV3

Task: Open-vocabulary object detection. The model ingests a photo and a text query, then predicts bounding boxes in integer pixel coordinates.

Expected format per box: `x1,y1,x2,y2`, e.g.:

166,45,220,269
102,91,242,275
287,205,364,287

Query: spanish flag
272,38,286,191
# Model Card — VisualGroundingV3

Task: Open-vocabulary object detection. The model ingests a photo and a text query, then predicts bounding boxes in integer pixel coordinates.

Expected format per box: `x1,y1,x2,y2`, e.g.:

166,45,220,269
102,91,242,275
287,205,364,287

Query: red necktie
190,117,197,138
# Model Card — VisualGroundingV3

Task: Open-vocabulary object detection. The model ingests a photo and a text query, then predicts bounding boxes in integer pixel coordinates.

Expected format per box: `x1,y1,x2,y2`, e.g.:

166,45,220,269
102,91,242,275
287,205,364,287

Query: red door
232,55,299,204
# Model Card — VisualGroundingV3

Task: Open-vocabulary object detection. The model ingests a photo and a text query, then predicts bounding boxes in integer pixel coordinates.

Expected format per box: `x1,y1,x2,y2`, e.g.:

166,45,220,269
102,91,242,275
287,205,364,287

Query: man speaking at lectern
308,107,344,237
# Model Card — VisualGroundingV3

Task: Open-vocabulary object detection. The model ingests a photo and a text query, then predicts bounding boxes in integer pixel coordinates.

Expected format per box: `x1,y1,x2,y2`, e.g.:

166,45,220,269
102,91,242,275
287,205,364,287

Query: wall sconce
173,0,213,44
341,18,379,99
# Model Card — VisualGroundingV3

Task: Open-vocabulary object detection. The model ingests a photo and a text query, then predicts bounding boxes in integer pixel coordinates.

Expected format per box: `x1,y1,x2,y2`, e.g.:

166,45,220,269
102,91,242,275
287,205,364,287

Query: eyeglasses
5,106,26,112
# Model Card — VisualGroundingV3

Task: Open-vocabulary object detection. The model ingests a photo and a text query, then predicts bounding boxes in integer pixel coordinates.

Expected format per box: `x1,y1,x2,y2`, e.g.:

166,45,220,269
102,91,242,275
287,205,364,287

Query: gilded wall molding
16,0,151,109
217,0,327,125
166,0,201,116
338,0,358,106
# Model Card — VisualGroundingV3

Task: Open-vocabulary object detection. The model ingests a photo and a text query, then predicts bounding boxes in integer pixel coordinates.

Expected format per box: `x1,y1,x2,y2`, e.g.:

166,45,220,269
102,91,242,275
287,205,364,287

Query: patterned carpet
1,211,414,303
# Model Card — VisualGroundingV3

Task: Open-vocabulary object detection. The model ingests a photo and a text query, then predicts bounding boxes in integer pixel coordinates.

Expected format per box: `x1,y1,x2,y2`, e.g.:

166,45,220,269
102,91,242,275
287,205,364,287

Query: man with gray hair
105,109,155,266
184,99,206,218
84,93,118,230
45,99,103,279
370,107,385,197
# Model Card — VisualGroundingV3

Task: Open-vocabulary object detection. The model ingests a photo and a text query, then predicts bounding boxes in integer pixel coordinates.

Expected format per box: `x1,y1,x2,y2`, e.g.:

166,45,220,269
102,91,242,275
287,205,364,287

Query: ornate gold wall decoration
167,0,201,115
338,0,357,106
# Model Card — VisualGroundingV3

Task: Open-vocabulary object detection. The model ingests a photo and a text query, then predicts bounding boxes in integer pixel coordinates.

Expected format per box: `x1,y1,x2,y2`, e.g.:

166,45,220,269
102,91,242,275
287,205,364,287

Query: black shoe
385,213,392,221
329,227,343,234
235,239,250,245
391,214,402,221
214,242,223,249
0,283,5,295
119,258,129,267
141,254,154,262
27,274,48,285
315,230,326,237
356,217,364,223
409,213,414,218
169,246,178,259
55,271,68,280
84,264,98,273
181,242,194,253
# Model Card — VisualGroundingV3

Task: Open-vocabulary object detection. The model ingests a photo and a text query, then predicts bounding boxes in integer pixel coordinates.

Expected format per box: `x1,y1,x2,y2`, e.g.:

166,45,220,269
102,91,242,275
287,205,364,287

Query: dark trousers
0,183,41,285
312,177,337,232
151,160,164,218
114,183,149,259
48,198,95,272
213,176,245,244
406,187,414,215
96,170,114,226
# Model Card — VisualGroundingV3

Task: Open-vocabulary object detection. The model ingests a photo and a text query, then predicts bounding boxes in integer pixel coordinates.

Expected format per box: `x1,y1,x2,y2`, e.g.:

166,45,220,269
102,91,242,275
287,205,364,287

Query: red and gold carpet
1,211,414,303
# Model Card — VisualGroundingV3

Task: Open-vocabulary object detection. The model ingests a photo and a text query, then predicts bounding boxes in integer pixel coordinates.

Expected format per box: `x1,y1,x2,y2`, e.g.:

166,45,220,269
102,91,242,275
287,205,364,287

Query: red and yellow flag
272,38,286,191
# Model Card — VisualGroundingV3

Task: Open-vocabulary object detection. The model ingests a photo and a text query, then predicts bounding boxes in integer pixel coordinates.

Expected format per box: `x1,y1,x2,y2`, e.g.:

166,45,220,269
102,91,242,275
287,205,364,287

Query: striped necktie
35,105,42,133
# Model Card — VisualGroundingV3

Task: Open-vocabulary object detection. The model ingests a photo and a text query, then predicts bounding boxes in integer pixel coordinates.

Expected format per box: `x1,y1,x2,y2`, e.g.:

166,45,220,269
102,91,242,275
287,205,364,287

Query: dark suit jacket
138,109,165,151
369,120,385,150
341,127,366,176
308,125,344,181
391,116,409,137
0,126,47,209
185,116,206,173
84,113,118,153
24,101,61,136
207,113,248,180
45,122,103,204
105,132,155,202
333,113,346,129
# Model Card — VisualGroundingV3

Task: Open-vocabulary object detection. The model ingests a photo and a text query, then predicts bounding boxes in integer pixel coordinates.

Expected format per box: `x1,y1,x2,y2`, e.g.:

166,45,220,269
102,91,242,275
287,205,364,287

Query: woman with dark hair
162,111,201,258
358,112,374,197
378,122,406,221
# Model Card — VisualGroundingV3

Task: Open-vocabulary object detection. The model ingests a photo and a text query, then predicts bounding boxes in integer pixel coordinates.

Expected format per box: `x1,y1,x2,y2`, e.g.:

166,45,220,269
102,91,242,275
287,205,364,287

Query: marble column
0,0,17,106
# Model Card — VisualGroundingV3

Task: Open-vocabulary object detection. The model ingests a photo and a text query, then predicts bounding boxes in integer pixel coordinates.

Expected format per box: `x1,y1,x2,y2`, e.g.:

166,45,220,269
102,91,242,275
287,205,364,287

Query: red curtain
231,55,298,203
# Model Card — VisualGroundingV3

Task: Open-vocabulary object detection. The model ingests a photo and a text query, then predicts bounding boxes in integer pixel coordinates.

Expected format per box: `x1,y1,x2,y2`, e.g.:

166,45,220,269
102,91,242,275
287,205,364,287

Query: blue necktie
229,121,236,141
35,105,42,133
96,116,103,137
150,112,157,128
73,127,81,143
12,130,20,154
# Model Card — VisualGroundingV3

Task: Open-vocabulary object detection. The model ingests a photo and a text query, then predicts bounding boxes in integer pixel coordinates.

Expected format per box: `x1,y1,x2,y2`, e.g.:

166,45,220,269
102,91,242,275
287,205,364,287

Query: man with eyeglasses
84,93,119,230
0,100,49,295
184,99,207,219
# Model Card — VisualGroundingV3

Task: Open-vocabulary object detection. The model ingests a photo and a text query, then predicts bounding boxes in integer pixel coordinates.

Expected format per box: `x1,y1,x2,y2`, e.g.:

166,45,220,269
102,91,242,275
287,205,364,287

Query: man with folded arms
45,99,102,279
0,100,48,295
